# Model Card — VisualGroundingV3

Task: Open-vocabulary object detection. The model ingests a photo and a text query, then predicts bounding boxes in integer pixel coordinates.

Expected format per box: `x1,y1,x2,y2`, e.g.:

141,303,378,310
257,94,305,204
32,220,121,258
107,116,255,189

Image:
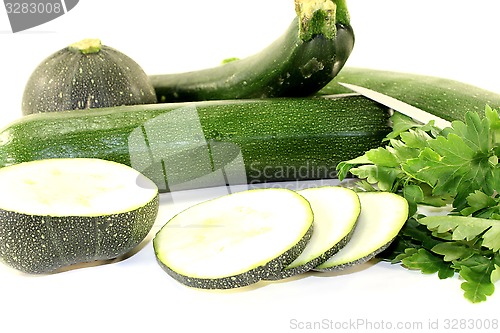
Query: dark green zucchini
320,67,500,121
22,38,157,115
150,0,354,103
0,95,391,192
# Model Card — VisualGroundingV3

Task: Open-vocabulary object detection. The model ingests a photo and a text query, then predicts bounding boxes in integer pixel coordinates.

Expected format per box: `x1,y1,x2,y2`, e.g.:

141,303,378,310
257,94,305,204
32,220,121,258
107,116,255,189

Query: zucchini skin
150,18,355,103
320,67,500,121
0,195,159,274
156,223,313,289
0,96,391,192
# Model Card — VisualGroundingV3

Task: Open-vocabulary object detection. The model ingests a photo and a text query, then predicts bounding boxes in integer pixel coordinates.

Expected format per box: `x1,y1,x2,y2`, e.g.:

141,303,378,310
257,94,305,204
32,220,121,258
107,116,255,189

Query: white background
1,1,500,332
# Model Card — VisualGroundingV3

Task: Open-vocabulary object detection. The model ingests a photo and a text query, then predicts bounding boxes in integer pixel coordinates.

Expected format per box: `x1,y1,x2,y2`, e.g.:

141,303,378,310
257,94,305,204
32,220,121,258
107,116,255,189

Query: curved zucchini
153,188,313,289
150,0,354,102
315,191,408,271
319,67,500,121
0,158,159,274
22,38,156,115
0,95,391,193
266,186,360,280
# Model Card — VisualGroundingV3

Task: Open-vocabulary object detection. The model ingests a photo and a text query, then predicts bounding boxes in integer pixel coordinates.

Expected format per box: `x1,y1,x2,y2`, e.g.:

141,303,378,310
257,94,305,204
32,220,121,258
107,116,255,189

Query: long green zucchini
150,0,354,103
320,67,500,121
0,96,391,192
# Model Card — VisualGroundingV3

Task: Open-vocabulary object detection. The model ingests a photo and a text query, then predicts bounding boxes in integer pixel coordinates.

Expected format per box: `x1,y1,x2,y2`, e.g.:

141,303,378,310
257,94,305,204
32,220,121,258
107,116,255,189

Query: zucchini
266,186,360,280
153,188,314,289
22,38,156,115
315,191,408,271
0,158,159,274
320,67,500,121
0,95,392,193
150,0,354,102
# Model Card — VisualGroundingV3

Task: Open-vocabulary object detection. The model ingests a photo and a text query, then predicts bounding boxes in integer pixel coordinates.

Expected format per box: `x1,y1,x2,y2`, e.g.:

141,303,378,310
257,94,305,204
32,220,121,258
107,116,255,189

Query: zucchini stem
69,38,102,54
295,0,336,41
333,0,350,26
295,0,350,41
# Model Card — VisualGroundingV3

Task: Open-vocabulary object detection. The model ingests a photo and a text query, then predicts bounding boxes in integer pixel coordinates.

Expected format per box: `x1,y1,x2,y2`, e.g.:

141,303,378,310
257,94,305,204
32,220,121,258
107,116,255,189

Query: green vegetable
153,185,411,288
320,67,500,122
0,158,159,274
0,95,391,193
153,188,314,289
337,106,500,302
315,191,408,271
266,186,360,280
150,0,354,102
22,38,156,115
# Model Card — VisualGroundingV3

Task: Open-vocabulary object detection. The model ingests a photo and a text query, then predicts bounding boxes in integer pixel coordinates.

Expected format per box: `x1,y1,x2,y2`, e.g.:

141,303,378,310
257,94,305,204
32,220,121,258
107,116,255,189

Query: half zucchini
0,158,159,274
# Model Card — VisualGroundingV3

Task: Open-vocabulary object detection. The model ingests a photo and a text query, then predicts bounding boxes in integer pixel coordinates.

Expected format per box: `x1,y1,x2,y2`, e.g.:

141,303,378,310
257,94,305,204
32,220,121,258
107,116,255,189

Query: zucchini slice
315,192,408,271
266,186,360,280
0,158,159,274
153,188,313,289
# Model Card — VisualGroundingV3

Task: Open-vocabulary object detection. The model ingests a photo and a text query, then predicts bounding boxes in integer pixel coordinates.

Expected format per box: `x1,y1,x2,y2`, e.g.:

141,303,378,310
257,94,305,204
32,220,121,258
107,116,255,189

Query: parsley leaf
490,264,500,284
460,267,495,303
338,106,500,302
461,190,498,217
431,242,474,262
458,255,496,303
420,215,500,252
419,216,491,243
400,248,455,279
403,113,495,207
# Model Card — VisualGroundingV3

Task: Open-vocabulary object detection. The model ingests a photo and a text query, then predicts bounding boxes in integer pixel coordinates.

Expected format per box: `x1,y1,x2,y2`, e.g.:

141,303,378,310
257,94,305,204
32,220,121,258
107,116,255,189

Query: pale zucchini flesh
0,158,158,217
266,186,360,280
153,188,314,289
315,191,408,271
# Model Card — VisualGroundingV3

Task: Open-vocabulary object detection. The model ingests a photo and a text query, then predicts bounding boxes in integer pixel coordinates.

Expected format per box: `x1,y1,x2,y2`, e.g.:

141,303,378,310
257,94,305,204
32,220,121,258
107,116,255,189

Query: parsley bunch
338,106,500,303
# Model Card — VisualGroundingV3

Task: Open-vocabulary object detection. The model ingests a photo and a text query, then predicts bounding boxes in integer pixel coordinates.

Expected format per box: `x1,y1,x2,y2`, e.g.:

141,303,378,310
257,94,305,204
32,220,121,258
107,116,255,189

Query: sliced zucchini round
153,188,314,289
0,158,159,274
315,191,408,271
266,186,360,280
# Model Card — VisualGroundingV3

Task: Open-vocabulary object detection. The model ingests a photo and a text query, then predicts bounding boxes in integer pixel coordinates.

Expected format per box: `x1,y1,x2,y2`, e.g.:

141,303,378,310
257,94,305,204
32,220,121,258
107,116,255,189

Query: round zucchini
153,188,314,289
0,158,159,274
22,38,157,115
